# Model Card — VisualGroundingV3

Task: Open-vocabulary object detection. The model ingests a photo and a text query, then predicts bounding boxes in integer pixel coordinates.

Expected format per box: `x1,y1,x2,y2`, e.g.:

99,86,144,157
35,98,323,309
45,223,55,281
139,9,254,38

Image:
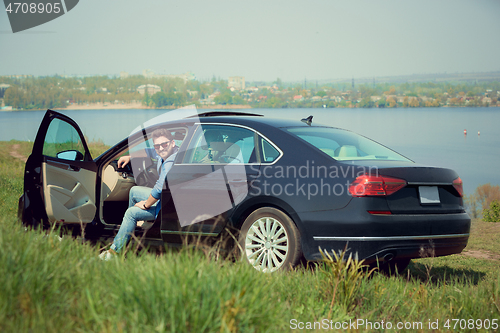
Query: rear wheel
238,207,302,273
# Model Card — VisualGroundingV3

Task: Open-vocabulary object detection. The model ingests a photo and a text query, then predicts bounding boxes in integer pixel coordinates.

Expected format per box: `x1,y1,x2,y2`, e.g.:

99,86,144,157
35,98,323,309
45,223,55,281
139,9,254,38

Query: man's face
153,136,174,160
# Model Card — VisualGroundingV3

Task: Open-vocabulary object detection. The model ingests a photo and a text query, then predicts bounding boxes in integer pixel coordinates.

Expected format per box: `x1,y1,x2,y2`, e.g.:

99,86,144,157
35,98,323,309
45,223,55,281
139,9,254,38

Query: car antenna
301,115,313,126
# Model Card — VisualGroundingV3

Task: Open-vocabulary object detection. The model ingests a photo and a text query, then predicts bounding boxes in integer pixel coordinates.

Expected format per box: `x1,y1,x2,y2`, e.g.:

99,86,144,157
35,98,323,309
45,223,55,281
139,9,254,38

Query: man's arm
117,148,155,168
135,160,173,210
133,148,178,210
140,155,176,210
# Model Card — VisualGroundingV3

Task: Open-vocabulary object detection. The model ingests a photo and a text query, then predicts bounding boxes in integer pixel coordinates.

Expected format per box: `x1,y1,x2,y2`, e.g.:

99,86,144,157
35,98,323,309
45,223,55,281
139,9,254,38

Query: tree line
1,75,500,110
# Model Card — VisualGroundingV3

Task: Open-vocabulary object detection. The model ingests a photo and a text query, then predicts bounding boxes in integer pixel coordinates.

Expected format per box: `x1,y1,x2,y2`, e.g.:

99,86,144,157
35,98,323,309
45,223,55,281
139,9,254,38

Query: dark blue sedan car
19,109,470,272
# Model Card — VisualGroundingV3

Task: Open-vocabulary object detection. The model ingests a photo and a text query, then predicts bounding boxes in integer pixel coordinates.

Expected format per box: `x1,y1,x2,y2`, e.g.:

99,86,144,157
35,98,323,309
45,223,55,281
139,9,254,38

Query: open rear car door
19,110,97,226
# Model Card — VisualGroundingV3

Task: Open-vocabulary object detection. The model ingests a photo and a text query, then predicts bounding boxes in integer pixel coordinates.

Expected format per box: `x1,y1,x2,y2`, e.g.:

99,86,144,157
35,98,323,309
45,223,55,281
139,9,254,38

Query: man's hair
151,128,173,141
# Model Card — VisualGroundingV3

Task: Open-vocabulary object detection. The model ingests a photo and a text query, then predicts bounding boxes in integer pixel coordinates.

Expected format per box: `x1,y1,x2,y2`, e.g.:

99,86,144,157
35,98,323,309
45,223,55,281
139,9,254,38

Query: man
99,128,178,260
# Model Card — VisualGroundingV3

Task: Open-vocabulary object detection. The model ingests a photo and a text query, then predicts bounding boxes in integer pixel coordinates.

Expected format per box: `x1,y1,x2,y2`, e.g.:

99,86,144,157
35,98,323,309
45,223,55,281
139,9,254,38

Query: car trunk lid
342,161,465,214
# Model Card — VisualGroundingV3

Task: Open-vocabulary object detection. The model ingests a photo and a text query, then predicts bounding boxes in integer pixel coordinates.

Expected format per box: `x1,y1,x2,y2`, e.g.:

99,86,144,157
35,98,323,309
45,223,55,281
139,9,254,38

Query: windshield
286,127,411,162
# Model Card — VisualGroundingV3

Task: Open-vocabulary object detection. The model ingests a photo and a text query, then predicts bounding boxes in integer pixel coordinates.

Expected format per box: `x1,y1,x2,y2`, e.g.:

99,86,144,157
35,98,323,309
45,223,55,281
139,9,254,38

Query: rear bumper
299,212,471,263
309,232,469,264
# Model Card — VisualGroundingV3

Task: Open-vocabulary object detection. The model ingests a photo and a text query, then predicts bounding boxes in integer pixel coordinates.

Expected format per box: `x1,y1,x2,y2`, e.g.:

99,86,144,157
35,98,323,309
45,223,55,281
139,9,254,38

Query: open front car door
19,110,97,226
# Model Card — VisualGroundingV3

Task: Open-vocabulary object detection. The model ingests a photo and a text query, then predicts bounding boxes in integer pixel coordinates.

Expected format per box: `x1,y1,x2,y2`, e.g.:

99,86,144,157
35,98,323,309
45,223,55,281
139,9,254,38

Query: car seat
335,145,358,158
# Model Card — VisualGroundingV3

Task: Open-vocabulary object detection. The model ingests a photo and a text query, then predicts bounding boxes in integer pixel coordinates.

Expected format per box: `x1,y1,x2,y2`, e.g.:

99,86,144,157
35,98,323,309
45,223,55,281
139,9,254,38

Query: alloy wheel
244,217,289,272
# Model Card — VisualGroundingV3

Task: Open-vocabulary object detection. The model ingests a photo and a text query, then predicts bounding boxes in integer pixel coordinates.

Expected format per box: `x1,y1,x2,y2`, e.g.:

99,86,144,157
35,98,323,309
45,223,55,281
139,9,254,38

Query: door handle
229,179,247,183
68,165,81,171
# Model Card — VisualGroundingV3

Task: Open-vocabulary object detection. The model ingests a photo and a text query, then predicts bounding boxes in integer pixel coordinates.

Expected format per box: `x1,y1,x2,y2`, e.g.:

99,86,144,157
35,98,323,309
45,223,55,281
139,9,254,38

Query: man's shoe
98,250,116,261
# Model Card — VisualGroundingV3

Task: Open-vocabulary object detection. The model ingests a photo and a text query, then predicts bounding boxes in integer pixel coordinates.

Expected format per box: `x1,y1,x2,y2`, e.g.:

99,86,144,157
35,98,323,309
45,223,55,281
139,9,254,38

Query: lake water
1,107,499,196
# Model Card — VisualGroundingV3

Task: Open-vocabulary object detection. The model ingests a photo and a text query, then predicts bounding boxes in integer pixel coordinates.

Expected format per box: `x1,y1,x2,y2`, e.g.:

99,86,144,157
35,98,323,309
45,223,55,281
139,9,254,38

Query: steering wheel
218,155,242,163
142,158,158,187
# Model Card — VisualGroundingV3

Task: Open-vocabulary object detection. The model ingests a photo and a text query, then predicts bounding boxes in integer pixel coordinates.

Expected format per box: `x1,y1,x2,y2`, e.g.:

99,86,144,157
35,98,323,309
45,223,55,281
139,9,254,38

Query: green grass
465,218,500,256
1,140,499,332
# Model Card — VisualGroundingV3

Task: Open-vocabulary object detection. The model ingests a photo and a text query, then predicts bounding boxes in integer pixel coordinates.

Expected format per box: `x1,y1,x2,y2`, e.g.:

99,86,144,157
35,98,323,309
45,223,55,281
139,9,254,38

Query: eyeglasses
153,141,171,150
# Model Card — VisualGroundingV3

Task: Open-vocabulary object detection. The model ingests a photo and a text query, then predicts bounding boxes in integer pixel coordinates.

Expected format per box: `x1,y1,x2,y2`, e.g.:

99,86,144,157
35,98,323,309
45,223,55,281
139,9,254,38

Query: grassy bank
1,140,499,332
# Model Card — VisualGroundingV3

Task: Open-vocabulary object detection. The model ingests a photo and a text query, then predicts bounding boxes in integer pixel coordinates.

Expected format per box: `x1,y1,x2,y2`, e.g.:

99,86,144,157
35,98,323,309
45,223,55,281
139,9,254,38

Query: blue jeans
110,186,156,253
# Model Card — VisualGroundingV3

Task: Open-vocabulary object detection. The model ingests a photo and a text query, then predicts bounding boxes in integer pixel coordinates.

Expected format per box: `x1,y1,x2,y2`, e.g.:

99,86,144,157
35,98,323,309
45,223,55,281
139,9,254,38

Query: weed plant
318,246,376,314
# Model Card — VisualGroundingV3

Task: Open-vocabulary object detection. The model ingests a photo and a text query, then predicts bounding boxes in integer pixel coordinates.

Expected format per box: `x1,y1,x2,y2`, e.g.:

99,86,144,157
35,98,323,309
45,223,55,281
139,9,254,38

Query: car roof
193,112,324,129
96,112,350,162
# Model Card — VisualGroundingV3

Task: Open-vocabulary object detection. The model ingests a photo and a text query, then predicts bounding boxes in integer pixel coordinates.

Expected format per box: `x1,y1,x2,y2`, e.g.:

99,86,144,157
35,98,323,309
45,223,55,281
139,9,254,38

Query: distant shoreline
60,102,252,111
0,102,253,111
2,103,500,112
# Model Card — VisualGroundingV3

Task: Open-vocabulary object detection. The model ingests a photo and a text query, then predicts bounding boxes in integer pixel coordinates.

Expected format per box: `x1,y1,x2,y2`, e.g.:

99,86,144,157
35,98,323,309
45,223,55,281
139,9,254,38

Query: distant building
142,69,155,78
1,74,33,79
137,84,161,95
200,98,215,105
164,72,196,82
0,83,10,98
120,71,129,79
228,76,245,90
208,91,221,99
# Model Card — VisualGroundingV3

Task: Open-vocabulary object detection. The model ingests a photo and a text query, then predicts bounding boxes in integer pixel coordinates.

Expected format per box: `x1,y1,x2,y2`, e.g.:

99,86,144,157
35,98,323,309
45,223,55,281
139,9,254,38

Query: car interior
183,126,257,164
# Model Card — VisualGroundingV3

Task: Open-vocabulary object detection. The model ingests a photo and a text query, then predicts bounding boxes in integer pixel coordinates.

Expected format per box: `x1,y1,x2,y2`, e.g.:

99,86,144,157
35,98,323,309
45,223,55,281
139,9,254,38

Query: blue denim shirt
145,146,179,217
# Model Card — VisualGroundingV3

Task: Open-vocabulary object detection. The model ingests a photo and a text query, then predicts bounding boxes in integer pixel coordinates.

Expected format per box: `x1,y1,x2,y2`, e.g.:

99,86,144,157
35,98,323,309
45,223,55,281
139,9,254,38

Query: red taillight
453,177,464,197
349,175,407,197
367,210,392,215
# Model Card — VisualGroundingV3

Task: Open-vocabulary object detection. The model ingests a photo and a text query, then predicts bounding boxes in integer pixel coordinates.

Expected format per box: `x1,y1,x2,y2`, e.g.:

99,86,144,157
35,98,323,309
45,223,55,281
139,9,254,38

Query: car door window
42,118,86,160
183,125,256,164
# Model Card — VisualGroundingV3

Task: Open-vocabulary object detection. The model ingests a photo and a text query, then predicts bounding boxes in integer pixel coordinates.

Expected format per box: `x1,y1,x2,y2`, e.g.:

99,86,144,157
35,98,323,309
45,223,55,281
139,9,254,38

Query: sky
1,0,500,82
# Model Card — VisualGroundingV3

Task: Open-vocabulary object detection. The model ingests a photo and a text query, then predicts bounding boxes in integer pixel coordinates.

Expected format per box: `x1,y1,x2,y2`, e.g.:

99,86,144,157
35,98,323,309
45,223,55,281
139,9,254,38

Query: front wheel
238,207,302,273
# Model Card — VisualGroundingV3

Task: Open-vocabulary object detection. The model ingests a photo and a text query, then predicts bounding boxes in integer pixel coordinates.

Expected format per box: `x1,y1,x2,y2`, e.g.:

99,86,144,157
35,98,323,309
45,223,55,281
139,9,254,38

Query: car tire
238,207,302,273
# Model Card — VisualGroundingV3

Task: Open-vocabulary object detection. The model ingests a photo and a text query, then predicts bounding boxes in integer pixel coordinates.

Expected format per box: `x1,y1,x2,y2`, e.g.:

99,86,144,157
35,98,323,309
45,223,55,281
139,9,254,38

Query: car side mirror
56,150,84,161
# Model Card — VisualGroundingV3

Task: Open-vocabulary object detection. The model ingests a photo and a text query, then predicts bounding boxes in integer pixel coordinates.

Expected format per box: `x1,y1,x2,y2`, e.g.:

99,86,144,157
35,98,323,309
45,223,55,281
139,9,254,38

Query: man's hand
135,195,158,211
117,156,131,168
135,200,148,210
